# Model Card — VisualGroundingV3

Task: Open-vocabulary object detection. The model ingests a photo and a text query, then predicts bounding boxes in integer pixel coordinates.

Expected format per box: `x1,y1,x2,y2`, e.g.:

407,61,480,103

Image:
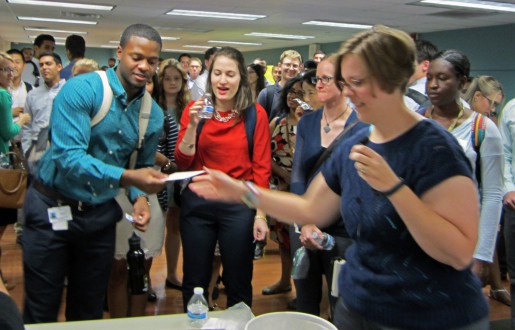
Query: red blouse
175,101,272,189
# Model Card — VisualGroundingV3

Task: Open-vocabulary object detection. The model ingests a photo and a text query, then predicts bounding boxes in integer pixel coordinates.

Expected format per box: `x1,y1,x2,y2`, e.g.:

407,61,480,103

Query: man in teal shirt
22,24,166,323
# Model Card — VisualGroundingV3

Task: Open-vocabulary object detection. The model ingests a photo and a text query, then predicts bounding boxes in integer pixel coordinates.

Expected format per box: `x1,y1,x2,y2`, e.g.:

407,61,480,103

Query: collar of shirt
106,67,145,106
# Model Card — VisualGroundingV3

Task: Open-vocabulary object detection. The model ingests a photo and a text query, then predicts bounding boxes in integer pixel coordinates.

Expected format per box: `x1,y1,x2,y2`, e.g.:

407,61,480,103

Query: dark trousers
22,185,121,323
503,206,515,324
333,296,489,330
289,226,352,315
180,187,254,310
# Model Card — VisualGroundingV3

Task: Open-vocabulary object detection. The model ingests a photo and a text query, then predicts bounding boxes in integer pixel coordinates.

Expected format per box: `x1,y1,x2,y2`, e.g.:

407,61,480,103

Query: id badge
47,206,73,231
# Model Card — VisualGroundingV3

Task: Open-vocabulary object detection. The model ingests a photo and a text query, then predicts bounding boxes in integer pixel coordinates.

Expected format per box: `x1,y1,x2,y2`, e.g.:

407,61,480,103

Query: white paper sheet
163,170,205,182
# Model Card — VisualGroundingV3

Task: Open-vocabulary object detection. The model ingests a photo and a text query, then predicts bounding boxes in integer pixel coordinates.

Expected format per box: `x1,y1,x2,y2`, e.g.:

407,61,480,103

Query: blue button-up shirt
37,68,164,204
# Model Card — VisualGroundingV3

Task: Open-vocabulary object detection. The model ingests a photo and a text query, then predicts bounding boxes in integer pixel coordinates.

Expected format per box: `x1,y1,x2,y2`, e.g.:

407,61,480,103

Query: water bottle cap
193,287,204,295
128,232,141,247
204,93,211,98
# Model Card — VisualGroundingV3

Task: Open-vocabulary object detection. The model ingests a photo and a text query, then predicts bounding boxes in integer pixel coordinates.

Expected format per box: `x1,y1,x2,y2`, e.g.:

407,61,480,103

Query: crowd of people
0,22,514,330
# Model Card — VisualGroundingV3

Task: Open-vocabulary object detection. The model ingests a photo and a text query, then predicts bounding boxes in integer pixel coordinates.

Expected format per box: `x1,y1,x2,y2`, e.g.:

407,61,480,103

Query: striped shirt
37,68,164,204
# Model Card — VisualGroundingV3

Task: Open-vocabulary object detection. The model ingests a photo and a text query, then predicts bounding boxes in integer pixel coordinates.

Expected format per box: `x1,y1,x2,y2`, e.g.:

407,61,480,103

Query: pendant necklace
323,105,349,134
429,103,464,132
214,109,238,122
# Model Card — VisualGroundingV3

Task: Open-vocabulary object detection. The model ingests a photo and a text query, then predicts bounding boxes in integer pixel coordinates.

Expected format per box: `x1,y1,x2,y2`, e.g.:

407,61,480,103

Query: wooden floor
0,223,511,323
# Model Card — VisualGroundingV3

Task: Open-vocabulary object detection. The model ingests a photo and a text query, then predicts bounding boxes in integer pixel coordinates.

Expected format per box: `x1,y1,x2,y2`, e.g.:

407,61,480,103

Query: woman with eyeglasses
189,26,489,329
463,75,510,305
261,76,303,296
464,75,505,125
421,51,504,307
289,55,367,316
0,52,31,290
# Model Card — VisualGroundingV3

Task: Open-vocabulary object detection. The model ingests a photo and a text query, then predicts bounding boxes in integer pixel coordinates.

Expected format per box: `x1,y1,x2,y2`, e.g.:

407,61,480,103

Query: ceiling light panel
7,0,114,11
302,21,372,29
208,40,262,46
18,16,98,24
167,9,266,20
24,27,88,34
420,0,515,13
245,32,315,40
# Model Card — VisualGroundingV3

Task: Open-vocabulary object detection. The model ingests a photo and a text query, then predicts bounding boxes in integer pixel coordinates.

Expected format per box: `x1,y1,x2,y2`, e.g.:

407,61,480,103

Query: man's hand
120,168,167,194
131,196,151,232
12,107,24,117
504,191,515,210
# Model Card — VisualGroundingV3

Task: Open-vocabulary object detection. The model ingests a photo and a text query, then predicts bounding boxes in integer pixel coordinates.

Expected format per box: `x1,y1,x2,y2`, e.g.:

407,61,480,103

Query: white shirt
21,58,39,86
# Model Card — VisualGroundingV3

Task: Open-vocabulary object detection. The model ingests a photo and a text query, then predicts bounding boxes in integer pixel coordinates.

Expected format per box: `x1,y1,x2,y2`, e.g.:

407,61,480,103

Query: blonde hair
157,58,191,122
337,25,416,94
464,75,505,111
0,51,14,63
279,50,302,65
72,58,99,75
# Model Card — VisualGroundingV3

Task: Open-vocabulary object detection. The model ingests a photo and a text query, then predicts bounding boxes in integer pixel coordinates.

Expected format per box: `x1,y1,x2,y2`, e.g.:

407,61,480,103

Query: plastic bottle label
187,311,207,320
203,105,214,114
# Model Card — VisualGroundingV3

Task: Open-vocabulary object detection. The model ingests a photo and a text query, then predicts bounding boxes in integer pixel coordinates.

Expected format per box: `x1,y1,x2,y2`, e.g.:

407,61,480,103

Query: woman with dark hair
261,76,303,296
421,50,504,306
174,47,271,309
247,63,265,103
190,26,489,329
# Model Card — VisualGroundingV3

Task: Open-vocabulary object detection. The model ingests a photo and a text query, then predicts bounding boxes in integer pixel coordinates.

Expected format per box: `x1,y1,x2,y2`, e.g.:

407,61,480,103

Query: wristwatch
135,194,151,206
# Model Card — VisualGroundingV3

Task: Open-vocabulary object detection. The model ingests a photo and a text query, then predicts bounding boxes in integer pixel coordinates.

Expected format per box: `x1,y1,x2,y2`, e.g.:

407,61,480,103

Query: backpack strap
265,85,275,116
91,71,113,127
405,88,428,106
471,112,487,184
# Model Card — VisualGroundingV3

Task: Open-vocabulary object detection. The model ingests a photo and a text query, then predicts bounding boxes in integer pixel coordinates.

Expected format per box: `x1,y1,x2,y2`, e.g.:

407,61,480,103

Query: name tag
47,206,73,231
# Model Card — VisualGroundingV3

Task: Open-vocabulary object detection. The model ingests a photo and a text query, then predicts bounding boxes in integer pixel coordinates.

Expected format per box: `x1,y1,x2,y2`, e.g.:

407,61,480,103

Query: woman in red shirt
174,47,271,309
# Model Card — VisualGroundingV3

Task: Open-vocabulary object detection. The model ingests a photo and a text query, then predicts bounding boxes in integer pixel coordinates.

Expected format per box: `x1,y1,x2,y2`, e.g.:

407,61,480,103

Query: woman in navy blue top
290,55,367,316
190,26,488,330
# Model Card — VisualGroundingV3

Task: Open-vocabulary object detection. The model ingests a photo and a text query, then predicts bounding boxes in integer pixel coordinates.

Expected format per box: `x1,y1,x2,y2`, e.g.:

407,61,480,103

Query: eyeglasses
287,89,304,98
0,67,16,74
483,94,501,112
311,76,334,85
282,63,300,70
339,76,370,91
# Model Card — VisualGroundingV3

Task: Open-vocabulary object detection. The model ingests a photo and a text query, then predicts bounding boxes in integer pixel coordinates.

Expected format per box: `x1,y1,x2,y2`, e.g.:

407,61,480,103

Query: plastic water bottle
127,233,149,295
312,232,335,250
187,287,209,327
198,93,214,119
294,98,314,112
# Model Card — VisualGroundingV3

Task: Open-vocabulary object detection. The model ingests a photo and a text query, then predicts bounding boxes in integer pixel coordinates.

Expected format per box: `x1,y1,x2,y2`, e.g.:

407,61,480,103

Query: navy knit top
321,119,488,329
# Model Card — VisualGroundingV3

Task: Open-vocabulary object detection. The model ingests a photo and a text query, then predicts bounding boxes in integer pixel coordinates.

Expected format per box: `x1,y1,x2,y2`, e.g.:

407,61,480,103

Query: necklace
213,109,238,122
323,105,349,134
429,103,464,131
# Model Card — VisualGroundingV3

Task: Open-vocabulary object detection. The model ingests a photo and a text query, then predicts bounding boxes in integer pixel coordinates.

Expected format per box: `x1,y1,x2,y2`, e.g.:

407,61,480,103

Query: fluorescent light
24,27,88,34
163,49,203,54
208,40,262,46
18,16,98,25
302,21,372,29
166,9,266,20
29,35,66,40
245,32,315,40
7,0,114,11
183,45,212,49
162,36,180,41
100,45,118,49
420,0,515,13
108,40,119,43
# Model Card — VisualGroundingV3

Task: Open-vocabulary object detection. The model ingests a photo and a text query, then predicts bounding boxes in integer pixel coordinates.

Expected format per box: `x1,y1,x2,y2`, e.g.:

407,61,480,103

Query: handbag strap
307,120,359,179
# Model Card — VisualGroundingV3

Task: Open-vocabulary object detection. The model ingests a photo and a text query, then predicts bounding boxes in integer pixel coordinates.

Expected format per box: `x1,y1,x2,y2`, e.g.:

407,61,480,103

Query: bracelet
241,181,261,209
254,215,267,224
381,178,405,197
135,194,151,206
181,139,195,149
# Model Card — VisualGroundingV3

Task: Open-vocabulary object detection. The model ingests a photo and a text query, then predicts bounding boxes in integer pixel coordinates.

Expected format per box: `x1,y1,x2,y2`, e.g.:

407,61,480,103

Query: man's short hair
108,57,116,62
65,35,86,58
6,49,23,58
279,50,302,64
204,47,219,61
39,52,62,66
415,39,438,63
314,50,326,56
120,24,162,49
178,53,191,61
34,34,55,47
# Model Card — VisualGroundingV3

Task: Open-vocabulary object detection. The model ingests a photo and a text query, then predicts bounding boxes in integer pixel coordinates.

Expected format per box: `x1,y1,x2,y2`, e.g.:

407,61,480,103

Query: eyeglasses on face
311,76,334,85
287,89,304,98
282,63,300,70
0,67,16,74
339,76,370,91
482,94,501,112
